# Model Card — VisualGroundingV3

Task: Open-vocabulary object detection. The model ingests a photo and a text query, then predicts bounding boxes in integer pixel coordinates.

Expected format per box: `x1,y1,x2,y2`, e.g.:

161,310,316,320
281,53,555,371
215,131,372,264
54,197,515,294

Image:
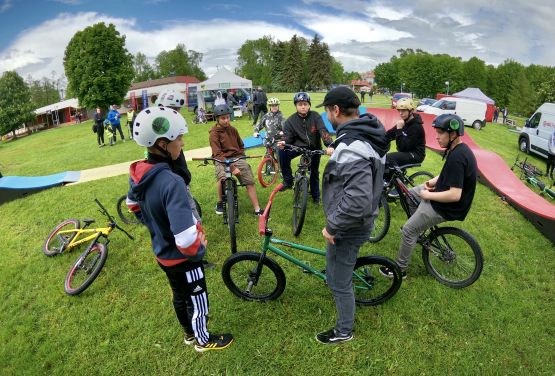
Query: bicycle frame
58,226,112,251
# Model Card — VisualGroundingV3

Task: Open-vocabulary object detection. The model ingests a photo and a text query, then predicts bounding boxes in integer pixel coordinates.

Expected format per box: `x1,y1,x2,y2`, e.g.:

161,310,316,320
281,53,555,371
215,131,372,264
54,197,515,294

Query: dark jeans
96,127,104,145
252,104,267,125
384,151,424,182
112,124,125,141
547,154,555,178
278,149,321,198
158,260,210,345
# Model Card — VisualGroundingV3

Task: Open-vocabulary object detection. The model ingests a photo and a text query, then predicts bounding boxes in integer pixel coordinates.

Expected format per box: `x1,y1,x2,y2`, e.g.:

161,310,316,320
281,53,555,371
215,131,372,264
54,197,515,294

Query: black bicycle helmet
293,92,311,105
214,104,232,117
432,114,464,136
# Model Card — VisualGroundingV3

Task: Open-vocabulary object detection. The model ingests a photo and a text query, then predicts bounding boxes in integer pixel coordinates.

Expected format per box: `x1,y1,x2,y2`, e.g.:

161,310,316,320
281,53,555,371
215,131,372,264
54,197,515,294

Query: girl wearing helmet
380,114,477,280
126,106,234,352
253,97,285,142
385,97,426,172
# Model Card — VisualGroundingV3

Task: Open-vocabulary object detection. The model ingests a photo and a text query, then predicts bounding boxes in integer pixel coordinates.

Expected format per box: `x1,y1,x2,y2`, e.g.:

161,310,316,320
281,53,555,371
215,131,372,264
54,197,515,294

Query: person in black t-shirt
380,114,477,279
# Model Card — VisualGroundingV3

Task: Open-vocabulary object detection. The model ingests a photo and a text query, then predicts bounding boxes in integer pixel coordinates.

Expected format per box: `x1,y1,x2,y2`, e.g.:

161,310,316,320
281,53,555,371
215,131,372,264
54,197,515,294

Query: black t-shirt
431,143,477,221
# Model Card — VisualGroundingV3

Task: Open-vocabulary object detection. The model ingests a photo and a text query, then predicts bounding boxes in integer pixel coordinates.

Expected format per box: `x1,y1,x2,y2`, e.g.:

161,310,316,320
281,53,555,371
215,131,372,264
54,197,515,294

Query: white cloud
52,0,83,4
0,12,308,80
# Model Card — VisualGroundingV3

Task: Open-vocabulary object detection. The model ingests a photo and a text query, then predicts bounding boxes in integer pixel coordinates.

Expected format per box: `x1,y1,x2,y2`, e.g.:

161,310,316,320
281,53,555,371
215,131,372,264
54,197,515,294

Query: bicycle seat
83,219,96,226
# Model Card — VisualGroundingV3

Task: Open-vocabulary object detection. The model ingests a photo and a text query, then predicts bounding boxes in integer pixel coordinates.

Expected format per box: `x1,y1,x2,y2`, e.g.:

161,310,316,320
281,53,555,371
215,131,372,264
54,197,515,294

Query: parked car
391,93,412,109
416,98,437,112
518,103,555,158
422,96,487,130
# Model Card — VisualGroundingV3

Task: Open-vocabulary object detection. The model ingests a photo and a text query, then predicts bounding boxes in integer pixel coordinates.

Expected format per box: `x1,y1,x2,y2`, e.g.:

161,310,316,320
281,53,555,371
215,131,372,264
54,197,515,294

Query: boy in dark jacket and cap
317,87,389,344
126,106,233,352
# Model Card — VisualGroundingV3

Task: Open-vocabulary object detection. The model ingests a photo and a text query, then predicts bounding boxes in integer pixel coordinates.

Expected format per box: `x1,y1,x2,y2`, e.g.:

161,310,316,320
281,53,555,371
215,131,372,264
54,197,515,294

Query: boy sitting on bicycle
278,92,333,204
253,97,285,144
209,104,263,215
126,106,233,352
380,114,477,279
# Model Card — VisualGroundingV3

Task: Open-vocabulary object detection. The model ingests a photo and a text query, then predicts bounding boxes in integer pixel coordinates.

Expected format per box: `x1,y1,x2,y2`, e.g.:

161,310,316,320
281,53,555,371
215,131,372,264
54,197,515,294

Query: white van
518,103,555,158
423,96,487,130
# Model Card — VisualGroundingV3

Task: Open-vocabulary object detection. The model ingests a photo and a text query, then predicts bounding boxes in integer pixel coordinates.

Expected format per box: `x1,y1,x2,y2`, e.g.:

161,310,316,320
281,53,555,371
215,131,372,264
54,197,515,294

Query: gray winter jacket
322,113,389,237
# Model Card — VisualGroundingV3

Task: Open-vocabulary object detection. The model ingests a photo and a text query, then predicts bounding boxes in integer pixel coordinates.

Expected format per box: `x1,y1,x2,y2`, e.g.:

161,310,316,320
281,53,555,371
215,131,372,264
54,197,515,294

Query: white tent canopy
452,88,495,104
199,67,252,91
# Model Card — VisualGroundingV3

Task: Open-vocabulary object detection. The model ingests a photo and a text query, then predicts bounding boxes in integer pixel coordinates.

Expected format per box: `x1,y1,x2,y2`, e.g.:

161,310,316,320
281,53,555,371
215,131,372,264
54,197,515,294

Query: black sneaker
195,333,234,352
279,184,293,191
215,201,224,215
254,209,264,216
312,196,320,204
202,260,216,269
316,328,353,344
379,266,407,279
387,188,399,199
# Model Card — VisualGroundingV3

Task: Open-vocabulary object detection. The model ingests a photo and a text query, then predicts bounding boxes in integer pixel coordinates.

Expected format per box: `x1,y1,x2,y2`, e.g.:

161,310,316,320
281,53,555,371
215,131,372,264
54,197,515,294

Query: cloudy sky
0,0,553,82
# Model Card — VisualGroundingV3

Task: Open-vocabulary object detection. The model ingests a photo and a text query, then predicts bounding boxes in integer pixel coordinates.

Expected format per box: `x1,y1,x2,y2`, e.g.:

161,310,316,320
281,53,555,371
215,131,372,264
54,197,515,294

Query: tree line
235,35,361,92
374,49,555,117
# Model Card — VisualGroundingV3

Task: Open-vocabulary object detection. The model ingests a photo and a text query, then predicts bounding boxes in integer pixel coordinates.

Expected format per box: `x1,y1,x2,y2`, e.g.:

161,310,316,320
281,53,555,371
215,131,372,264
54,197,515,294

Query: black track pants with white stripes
159,261,210,345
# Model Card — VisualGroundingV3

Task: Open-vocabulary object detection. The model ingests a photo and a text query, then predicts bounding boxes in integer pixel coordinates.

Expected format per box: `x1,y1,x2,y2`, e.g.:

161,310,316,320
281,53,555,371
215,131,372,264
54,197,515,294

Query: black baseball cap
316,86,361,108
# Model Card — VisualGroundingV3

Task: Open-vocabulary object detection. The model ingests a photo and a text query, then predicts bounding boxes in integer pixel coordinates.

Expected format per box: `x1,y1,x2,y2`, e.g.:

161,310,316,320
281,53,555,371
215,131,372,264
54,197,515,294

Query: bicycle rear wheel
407,170,434,187
257,157,279,187
226,180,237,254
422,227,483,288
43,219,80,256
292,176,309,236
117,195,140,225
368,195,390,243
221,251,286,302
64,243,108,295
353,256,402,306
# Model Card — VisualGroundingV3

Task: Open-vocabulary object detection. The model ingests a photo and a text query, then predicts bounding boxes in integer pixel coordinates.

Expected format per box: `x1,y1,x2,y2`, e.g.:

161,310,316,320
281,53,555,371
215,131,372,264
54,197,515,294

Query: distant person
103,119,115,146
493,106,499,123
360,90,366,103
214,91,226,106
223,92,238,121
368,89,374,102
252,86,268,126
127,107,135,140
94,108,105,147
107,105,125,143
502,107,509,124
547,131,555,180
253,97,285,143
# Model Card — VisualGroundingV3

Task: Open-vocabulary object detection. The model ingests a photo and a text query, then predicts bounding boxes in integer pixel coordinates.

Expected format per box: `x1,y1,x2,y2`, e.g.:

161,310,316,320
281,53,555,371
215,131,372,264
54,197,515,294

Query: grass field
0,94,553,375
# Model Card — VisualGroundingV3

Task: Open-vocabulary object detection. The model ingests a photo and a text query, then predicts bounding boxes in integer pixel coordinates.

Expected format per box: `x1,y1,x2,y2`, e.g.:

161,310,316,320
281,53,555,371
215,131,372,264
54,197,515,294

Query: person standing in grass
94,108,105,147
546,131,555,180
126,106,233,352
317,86,389,344
379,114,477,280
107,104,125,143
127,106,135,140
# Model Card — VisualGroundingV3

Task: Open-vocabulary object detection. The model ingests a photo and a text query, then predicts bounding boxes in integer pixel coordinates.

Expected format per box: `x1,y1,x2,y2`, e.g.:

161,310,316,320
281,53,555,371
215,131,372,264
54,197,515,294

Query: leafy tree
330,58,345,84
28,78,60,108
282,35,304,91
64,22,134,109
461,57,487,91
537,71,555,104
307,35,332,90
508,71,537,117
236,36,273,89
374,57,399,93
0,71,35,138
493,59,524,108
270,40,288,91
133,52,158,83
155,44,206,80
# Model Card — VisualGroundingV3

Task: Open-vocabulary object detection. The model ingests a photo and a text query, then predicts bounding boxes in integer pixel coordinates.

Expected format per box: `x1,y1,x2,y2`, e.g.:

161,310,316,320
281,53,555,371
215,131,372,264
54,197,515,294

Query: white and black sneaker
379,266,407,280
215,201,224,215
316,328,353,344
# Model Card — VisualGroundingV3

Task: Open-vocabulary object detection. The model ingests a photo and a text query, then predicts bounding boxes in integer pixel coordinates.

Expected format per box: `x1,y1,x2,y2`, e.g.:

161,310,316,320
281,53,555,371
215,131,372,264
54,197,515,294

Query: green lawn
0,94,554,375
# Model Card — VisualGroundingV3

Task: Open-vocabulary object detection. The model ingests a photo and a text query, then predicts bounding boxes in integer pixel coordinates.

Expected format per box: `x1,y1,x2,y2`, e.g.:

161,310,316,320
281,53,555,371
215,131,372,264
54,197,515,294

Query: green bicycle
221,183,403,305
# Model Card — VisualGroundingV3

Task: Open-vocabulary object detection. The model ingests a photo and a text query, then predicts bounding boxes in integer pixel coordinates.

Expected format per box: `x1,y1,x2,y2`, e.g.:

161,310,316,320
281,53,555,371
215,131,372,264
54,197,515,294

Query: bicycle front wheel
368,195,390,243
422,227,483,288
43,219,80,256
407,170,434,188
117,195,140,225
226,180,237,254
292,176,309,236
64,243,108,296
353,256,402,306
257,157,279,187
221,252,286,302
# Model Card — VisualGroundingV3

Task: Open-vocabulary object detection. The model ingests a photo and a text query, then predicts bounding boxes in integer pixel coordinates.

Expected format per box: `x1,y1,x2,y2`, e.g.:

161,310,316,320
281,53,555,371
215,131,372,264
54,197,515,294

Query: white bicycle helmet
155,90,185,108
133,106,188,147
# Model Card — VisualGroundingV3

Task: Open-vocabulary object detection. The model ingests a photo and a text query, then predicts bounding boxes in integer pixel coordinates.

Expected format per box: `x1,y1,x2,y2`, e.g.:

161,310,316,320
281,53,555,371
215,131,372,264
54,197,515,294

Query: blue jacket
107,109,121,126
126,160,205,266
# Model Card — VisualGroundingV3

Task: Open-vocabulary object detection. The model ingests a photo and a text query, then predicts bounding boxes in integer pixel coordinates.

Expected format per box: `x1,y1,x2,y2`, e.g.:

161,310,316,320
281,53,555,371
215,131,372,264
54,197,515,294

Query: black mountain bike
283,144,327,236
369,163,434,243
193,155,259,254
378,165,483,288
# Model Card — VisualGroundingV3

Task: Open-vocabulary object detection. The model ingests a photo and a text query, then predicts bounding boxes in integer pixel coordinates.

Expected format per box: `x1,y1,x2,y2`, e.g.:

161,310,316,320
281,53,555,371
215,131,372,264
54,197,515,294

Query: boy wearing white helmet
253,97,285,141
126,106,233,352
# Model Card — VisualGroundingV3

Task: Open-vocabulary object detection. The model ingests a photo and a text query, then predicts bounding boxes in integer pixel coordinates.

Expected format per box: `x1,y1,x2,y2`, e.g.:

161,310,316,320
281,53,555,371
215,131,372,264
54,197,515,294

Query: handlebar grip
192,157,207,161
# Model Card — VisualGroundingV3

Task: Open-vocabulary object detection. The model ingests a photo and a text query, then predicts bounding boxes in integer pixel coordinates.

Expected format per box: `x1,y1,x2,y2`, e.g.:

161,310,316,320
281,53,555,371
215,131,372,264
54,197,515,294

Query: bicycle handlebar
192,155,261,166
282,144,327,155
94,198,134,240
